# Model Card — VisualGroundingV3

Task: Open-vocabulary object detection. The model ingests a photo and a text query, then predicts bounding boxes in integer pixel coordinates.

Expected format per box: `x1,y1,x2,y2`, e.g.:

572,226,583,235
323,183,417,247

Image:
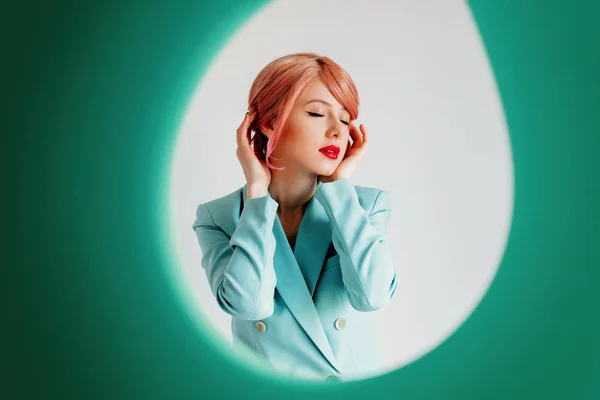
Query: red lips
319,145,340,154
319,145,340,160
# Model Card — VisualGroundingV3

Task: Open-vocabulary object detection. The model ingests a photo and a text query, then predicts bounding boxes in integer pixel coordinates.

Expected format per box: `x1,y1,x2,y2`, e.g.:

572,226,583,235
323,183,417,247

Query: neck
268,168,318,215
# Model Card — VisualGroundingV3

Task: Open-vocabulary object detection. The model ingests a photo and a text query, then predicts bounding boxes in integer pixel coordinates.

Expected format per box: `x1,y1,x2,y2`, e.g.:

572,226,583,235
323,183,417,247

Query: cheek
288,127,317,148
277,129,310,158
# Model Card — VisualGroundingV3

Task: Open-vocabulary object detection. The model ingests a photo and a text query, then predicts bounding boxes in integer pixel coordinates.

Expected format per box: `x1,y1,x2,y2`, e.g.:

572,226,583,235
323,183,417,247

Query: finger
348,123,357,142
359,124,368,148
350,123,363,146
344,138,352,158
236,111,257,149
237,110,256,135
353,123,366,148
236,113,249,148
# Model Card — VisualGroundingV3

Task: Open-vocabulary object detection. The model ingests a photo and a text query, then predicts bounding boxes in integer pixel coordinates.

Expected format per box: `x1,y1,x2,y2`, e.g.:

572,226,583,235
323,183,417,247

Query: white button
255,321,267,333
334,317,346,330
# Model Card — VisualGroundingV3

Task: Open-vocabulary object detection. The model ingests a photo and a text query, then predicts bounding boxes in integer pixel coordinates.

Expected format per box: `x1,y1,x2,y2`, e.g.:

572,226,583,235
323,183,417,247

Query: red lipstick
319,145,340,160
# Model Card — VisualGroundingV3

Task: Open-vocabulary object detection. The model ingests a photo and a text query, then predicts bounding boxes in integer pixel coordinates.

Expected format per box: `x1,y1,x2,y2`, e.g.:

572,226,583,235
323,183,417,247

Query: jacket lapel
241,184,339,373
293,186,333,298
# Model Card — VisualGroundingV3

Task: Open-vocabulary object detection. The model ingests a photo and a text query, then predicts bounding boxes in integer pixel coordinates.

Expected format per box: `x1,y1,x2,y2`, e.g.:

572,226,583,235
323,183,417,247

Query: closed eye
308,112,350,126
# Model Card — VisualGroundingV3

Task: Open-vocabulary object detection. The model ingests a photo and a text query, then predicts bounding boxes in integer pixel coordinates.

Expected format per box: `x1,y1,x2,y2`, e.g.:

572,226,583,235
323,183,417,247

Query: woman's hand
319,123,369,183
236,110,272,195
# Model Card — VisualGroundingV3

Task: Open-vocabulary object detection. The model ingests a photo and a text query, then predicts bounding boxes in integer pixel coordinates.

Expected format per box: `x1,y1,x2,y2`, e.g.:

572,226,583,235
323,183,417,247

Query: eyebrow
304,99,348,112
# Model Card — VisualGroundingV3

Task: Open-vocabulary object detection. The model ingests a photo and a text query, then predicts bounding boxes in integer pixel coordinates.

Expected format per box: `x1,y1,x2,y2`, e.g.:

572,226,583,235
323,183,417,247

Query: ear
260,125,274,139
260,117,276,139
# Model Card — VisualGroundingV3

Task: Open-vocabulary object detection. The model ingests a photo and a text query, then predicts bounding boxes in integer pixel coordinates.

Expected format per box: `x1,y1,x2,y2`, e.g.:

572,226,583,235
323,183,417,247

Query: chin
315,166,338,177
303,157,339,176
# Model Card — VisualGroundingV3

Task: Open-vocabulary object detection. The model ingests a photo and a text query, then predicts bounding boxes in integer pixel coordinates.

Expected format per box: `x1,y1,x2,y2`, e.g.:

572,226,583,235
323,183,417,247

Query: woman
192,53,398,381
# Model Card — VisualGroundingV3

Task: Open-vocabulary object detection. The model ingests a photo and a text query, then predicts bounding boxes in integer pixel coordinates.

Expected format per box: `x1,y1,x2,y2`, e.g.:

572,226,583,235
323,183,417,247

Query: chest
280,216,302,251
278,209,337,260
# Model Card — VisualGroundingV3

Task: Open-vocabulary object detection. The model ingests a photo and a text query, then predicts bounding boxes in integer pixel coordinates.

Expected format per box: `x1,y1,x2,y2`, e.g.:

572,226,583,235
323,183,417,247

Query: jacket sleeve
192,196,279,320
314,178,398,311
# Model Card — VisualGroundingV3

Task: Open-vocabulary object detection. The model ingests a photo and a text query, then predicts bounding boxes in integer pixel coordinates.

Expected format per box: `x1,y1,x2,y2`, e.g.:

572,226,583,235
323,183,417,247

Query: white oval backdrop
169,0,514,381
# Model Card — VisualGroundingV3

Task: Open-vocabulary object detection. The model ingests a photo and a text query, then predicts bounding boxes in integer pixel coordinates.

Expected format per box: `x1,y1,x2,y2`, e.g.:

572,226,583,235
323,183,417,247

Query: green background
6,0,599,398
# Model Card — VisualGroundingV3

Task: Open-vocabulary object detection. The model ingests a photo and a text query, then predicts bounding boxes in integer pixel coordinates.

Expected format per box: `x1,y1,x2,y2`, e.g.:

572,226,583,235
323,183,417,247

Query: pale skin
236,80,369,249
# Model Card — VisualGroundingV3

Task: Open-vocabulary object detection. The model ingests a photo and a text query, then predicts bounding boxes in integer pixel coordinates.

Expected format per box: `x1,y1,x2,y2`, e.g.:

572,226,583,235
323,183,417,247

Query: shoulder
354,184,391,214
201,186,243,212
193,186,244,230
317,179,389,214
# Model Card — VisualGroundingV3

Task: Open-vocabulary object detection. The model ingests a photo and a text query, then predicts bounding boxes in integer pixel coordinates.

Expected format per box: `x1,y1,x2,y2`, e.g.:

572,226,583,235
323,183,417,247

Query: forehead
296,80,342,108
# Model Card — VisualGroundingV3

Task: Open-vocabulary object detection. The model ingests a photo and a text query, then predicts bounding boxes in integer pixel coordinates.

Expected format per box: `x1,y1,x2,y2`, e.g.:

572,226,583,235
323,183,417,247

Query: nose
325,130,339,139
326,119,345,138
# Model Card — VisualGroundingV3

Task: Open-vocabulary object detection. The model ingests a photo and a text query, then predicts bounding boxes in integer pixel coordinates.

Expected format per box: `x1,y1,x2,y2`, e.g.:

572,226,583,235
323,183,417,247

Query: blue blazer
192,178,398,381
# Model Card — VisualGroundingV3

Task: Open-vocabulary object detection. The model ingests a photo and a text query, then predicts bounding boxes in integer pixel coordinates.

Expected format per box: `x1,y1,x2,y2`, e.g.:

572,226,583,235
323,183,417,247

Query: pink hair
247,52,360,170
